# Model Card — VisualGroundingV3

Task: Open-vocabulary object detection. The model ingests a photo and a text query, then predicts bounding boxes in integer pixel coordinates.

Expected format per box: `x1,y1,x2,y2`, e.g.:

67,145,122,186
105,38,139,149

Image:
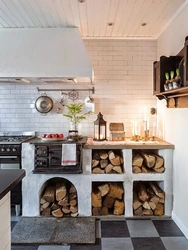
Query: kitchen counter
84,137,174,149
0,169,25,200
0,169,25,250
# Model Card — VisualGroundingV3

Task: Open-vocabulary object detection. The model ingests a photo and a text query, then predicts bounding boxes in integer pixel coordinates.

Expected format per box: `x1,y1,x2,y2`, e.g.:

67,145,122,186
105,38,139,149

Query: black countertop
0,169,25,200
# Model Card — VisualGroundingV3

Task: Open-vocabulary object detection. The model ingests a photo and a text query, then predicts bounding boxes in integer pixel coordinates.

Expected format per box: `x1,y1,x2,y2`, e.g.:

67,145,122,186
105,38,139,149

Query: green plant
63,102,92,130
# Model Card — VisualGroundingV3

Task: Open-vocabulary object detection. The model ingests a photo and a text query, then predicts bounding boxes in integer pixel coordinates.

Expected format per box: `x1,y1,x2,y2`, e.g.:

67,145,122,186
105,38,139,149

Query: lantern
93,112,107,141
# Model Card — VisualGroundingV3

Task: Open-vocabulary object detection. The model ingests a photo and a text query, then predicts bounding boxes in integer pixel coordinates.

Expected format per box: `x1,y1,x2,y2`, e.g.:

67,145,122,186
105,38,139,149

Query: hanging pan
35,93,53,114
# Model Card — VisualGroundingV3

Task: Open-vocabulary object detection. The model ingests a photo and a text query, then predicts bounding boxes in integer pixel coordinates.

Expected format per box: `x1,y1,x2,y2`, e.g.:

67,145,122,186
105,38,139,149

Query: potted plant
63,102,93,135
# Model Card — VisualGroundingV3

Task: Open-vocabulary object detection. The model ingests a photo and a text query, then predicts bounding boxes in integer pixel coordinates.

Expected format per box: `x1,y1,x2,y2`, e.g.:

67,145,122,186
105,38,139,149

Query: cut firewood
138,183,149,202
93,152,100,161
41,201,50,209
52,208,63,217
92,207,101,216
150,195,160,204
159,197,165,203
108,183,124,199
143,209,153,215
100,159,108,169
92,167,105,174
62,206,71,214
56,182,67,201
71,212,78,217
149,182,165,199
51,202,59,211
133,191,142,210
113,200,125,215
140,152,155,168
42,185,55,203
101,207,109,215
70,206,78,213
92,190,102,207
154,202,164,216
41,207,51,216
92,159,99,168
109,156,121,166
134,206,143,216
98,183,110,197
149,201,156,210
154,167,165,173
99,151,108,160
70,199,77,207
132,153,144,167
58,195,69,206
105,164,114,173
103,195,116,208
143,201,151,210
69,184,76,193
40,198,46,204
69,192,77,201
113,166,122,174
133,166,142,173
152,154,164,169
108,151,116,160
141,166,148,173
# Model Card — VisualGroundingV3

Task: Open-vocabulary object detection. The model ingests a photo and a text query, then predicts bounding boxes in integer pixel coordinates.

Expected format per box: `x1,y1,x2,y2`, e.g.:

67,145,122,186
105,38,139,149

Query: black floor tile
11,221,18,231
132,237,166,250
11,246,38,250
152,220,184,237
101,220,130,238
70,238,101,250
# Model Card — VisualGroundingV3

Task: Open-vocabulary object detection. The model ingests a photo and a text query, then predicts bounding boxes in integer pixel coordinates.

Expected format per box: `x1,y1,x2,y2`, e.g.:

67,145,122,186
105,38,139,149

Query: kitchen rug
11,216,96,245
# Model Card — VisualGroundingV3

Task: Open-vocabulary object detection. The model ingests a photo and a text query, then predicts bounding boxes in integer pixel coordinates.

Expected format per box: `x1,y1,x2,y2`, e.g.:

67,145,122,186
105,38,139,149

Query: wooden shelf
155,86,188,108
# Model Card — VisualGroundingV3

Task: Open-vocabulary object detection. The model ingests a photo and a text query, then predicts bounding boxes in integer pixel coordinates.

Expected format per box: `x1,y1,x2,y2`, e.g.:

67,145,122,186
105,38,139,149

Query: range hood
0,28,94,84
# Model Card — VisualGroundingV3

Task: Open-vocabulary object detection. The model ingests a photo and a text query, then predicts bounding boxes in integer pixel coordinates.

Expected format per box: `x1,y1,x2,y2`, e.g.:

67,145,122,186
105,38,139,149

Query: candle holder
151,136,155,141
143,130,149,141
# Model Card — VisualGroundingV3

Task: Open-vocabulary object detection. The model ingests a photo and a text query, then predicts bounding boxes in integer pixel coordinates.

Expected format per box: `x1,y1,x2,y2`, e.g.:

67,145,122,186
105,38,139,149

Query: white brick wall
0,39,157,138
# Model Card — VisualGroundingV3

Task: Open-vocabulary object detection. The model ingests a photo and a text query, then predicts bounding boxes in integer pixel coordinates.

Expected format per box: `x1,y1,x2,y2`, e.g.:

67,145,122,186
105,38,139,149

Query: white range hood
0,28,94,84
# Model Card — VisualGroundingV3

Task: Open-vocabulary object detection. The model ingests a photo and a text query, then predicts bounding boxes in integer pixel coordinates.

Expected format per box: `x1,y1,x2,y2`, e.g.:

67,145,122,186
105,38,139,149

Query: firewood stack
92,150,124,174
92,182,125,216
40,181,78,218
132,150,165,173
133,181,165,216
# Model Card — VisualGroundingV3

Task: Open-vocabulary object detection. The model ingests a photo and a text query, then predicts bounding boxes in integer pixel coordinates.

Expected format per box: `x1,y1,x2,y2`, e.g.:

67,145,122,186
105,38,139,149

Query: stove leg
15,205,21,216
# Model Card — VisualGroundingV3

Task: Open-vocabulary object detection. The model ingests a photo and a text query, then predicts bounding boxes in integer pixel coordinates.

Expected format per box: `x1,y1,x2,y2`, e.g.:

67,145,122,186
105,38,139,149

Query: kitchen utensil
35,94,53,114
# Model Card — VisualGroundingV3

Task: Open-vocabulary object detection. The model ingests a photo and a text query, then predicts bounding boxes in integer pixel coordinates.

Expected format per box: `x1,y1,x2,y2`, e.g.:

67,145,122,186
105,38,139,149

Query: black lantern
93,112,107,141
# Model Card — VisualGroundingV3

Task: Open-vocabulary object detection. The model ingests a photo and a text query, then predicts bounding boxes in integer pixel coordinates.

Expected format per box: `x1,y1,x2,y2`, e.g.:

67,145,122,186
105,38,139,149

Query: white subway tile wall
0,39,157,138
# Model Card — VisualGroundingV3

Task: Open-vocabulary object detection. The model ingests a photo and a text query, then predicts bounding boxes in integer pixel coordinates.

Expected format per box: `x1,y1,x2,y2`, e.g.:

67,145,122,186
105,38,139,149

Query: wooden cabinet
154,36,188,107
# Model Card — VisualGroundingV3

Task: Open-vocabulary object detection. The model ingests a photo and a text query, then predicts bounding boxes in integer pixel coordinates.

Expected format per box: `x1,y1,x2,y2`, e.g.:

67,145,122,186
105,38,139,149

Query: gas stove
0,132,36,144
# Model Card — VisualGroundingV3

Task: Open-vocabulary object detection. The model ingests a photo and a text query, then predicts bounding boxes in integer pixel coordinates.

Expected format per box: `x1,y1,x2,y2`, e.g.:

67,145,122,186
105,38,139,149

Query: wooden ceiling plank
17,0,42,28
36,0,55,27
42,0,62,27
60,0,75,27
69,0,82,34
0,0,23,27
0,2,16,27
149,0,185,37
53,0,68,26
28,0,49,27
138,0,170,37
93,0,103,37
86,0,95,37
105,0,120,37
77,0,88,37
116,0,137,37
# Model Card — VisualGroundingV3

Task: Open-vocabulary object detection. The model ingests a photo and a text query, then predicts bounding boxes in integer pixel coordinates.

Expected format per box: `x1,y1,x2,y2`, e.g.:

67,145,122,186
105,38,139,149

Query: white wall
157,5,188,238
0,39,157,138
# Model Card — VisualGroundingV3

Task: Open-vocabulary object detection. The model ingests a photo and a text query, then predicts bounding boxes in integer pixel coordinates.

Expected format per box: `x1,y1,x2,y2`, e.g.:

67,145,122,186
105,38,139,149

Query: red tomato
45,134,52,138
58,134,64,138
51,134,58,138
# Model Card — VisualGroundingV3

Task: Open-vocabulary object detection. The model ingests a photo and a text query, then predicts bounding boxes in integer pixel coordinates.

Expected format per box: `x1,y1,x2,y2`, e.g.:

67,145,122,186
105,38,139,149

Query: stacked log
92,182,125,216
40,182,78,218
132,150,165,173
92,150,124,174
133,181,165,216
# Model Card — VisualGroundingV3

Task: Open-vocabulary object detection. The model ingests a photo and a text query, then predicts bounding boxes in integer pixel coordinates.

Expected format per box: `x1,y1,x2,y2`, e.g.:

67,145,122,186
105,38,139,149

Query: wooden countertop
0,169,25,200
84,138,174,149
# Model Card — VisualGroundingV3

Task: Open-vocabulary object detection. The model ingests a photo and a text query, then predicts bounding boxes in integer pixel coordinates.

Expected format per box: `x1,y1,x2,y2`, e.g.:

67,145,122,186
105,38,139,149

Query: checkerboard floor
11,218,188,250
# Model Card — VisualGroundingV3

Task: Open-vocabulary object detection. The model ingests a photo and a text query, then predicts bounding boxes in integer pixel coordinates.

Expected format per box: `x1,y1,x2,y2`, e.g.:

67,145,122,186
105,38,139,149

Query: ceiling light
108,22,113,26
78,0,85,3
141,23,147,26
